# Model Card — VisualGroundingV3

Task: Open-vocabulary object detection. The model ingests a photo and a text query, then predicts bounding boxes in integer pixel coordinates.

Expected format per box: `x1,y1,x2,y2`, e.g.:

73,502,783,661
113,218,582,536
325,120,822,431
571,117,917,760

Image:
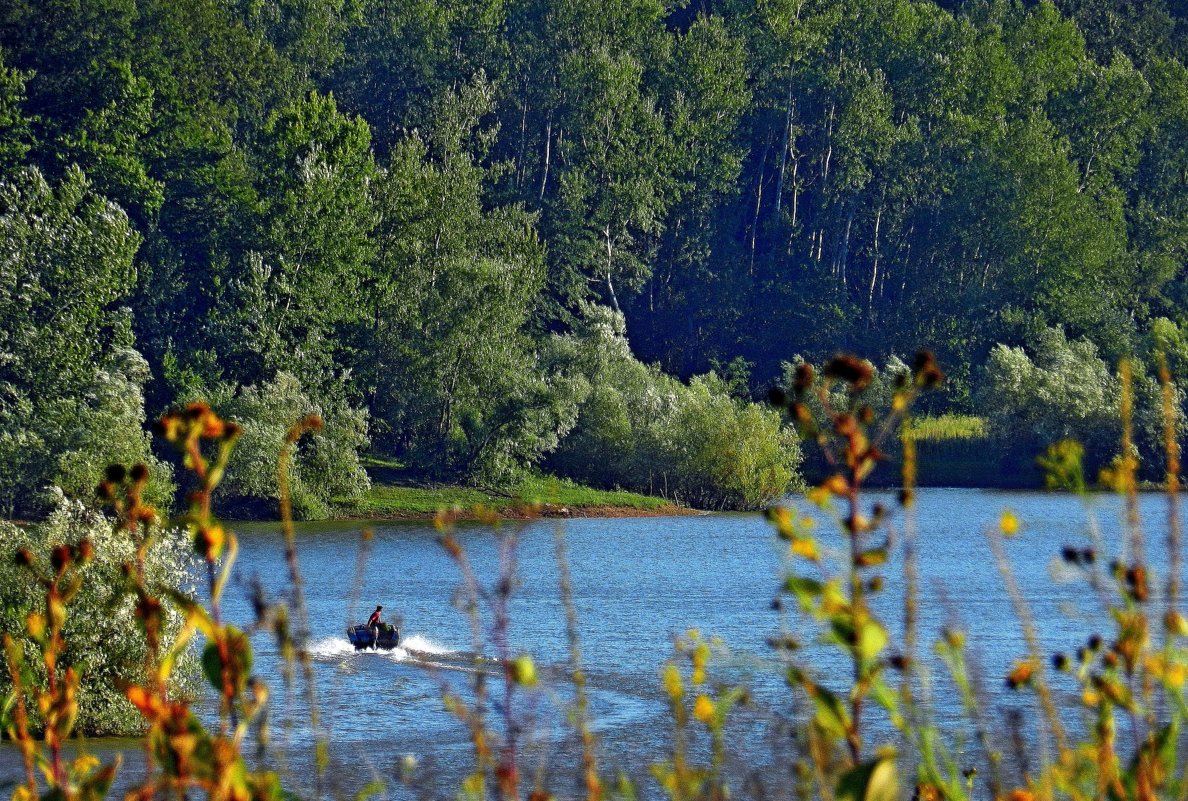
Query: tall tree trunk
515,92,529,191
775,80,795,215
866,200,883,329
605,226,622,315
538,110,554,203
838,201,855,288
749,134,772,274
822,102,836,185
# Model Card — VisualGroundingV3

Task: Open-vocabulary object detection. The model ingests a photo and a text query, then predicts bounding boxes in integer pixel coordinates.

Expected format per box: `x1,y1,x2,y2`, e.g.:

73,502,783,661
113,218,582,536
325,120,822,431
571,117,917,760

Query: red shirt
367,610,381,627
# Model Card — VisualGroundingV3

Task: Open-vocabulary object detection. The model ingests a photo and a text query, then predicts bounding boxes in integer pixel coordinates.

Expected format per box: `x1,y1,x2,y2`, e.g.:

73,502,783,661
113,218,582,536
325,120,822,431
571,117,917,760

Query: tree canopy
2,0,1188,513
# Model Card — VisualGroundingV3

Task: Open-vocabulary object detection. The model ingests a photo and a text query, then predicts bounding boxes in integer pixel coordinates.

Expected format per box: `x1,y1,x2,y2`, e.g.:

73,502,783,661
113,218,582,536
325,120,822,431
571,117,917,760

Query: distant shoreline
330,500,701,522
329,474,699,522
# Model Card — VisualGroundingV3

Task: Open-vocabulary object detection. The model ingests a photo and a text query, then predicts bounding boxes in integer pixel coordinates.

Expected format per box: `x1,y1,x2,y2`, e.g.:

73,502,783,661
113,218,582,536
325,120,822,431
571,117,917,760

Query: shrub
0,347,175,518
980,325,1175,480
53,348,176,511
0,490,196,736
661,374,804,509
210,371,371,519
550,304,803,509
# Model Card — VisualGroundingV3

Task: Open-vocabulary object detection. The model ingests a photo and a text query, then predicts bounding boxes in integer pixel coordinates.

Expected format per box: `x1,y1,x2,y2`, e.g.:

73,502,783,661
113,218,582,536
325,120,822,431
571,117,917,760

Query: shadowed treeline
4,0,1188,518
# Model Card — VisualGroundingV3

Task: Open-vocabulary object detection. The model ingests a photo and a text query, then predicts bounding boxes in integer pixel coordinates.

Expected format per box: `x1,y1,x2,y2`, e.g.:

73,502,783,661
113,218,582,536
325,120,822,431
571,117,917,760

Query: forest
2,0,1188,517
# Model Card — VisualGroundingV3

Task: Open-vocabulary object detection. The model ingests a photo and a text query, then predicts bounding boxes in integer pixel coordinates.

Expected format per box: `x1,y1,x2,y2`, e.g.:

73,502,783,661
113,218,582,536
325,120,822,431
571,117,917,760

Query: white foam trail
308,637,357,658
399,634,455,655
306,633,460,664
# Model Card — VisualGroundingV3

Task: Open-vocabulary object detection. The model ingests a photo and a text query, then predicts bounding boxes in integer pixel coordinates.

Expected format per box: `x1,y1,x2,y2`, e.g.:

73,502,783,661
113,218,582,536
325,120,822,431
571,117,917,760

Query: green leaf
788,668,851,740
785,576,824,608
858,620,889,661
837,755,898,801
201,625,253,694
856,548,887,567
354,780,387,801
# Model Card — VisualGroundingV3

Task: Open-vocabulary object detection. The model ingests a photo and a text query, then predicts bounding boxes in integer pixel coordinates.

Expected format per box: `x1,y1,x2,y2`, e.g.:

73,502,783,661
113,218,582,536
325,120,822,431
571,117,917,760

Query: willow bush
547,304,803,509
0,489,196,737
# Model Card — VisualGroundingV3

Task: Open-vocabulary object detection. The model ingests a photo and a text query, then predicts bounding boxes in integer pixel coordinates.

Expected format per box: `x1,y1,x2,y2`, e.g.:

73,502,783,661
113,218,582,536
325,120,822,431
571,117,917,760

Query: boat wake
307,634,488,674
307,637,358,659
398,634,455,656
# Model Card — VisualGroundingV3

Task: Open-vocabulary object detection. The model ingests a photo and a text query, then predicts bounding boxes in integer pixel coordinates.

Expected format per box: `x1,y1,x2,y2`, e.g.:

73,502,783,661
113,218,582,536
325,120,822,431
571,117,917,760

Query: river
2,488,1185,799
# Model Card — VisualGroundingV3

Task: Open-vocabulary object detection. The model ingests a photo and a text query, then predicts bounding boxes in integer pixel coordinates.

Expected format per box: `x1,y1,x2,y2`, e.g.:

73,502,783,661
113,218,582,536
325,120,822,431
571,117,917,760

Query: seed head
824,356,874,391
51,544,72,572
912,351,944,388
793,363,815,392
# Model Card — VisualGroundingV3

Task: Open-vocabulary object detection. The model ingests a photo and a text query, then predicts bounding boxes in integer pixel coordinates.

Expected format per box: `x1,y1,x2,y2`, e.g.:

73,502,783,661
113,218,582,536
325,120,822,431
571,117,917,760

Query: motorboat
347,623,400,651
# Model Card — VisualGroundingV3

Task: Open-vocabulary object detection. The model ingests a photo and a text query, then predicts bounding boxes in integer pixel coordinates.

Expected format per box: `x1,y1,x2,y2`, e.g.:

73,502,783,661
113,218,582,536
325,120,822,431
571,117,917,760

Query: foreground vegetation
3,354,1188,801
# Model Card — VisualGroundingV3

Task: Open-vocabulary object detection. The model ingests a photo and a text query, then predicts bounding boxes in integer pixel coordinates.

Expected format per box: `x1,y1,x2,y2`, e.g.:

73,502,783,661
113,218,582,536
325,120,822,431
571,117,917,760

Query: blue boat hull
347,624,400,650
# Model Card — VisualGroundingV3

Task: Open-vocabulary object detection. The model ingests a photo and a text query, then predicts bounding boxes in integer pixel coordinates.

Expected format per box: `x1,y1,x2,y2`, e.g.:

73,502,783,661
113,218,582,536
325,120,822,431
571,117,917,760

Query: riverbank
333,472,694,521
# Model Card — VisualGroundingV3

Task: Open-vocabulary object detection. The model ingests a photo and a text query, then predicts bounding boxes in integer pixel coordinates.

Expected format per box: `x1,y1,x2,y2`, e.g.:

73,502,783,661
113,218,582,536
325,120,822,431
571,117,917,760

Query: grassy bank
336,465,687,520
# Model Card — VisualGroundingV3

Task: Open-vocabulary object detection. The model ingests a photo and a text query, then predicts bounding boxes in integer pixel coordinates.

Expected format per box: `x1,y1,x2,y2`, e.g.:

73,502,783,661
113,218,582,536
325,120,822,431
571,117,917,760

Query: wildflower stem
1158,353,1181,640
987,528,1069,772
279,418,326,798
554,523,602,801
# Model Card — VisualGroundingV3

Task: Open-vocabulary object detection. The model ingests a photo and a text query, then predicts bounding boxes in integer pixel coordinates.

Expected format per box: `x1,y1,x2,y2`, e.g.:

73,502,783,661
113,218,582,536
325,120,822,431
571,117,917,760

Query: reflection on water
2,488,1184,798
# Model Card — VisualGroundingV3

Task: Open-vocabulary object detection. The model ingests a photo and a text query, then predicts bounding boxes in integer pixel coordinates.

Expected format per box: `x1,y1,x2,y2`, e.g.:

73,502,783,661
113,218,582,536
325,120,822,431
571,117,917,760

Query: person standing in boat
367,605,383,631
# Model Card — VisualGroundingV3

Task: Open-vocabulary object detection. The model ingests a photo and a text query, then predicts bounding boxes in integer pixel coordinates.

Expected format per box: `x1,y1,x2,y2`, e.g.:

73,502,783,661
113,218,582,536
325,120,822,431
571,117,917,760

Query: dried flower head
824,355,874,391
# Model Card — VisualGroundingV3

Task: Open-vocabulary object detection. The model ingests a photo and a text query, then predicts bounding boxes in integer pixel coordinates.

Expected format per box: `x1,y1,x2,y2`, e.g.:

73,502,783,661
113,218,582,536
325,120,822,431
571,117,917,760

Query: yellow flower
807,486,831,507
1146,654,1187,689
1005,660,1033,689
462,773,485,797
790,537,820,561
510,654,537,687
664,663,683,700
693,694,715,724
70,754,100,776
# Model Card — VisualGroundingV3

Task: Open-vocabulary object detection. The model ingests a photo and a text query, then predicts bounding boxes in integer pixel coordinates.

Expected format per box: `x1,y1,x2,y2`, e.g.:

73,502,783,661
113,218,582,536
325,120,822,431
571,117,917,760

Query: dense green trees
0,167,172,515
2,0,1188,514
